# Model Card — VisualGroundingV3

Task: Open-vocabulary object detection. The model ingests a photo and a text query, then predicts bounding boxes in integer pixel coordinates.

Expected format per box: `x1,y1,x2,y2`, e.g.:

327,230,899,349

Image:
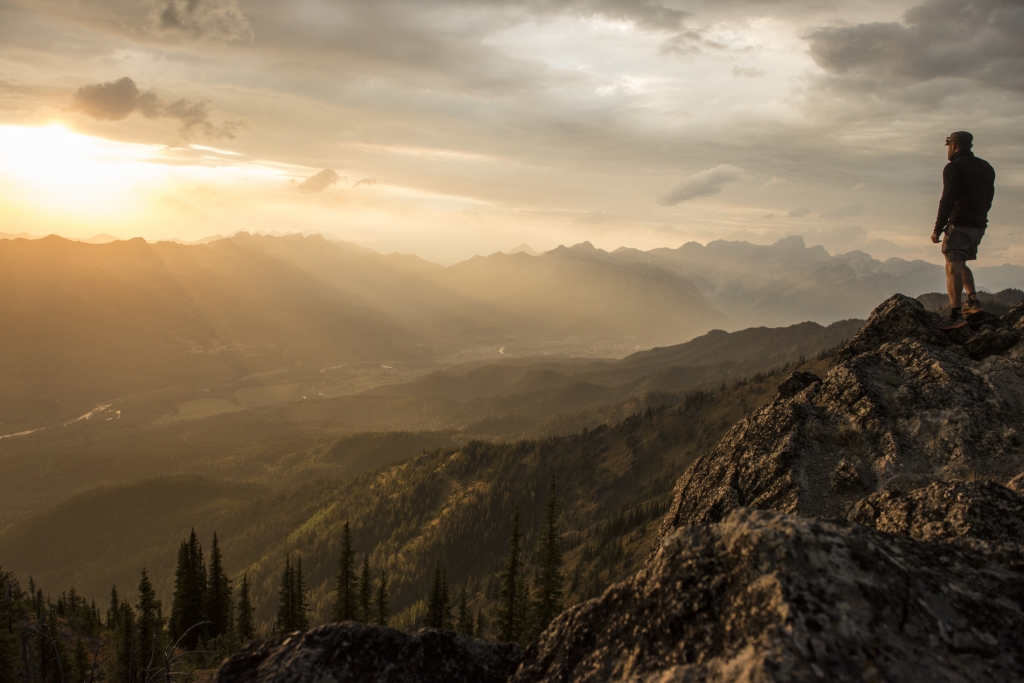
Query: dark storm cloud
70,77,245,139
806,0,1024,92
659,164,744,206
297,169,342,193
157,0,253,40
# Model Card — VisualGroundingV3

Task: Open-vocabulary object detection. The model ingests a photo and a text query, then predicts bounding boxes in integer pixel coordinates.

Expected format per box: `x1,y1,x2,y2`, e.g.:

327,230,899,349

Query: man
932,130,996,330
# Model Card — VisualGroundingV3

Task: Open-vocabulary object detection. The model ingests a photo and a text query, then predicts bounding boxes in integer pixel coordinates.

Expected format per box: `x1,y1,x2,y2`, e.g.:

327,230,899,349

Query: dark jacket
934,150,995,232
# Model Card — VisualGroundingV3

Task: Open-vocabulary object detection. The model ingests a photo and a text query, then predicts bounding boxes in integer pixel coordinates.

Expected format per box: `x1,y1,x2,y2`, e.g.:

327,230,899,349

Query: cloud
851,182,866,191
658,164,744,206
821,203,865,219
69,77,160,121
297,169,342,193
787,207,811,218
69,77,245,139
354,178,379,188
659,29,727,56
525,0,690,30
806,0,1024,93
732,65,766,78
157,0,254,41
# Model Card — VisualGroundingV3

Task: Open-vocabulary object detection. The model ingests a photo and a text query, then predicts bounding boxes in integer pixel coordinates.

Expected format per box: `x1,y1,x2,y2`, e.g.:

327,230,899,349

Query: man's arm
934,163,958,233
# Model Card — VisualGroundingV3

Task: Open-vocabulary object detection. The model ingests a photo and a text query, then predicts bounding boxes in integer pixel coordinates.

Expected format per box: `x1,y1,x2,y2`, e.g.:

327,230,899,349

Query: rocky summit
658,294,1024,532
517,295,1024,683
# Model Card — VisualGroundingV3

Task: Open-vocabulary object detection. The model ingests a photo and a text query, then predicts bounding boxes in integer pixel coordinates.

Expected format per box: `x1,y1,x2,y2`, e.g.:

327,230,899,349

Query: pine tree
0,569,21,683
358,556,372,623
496,504,522,642
207,533,233,639
332,521,357,622
236,574,256,642
72,638,89,683
424,565,450,629
294,557,309,632
456,586,472,635
374,571,389,627
441,569,452,630
135,568,164,683
275,555,295,633
112,599,136,683
533,477,565,633
170,529,208,648
517,574,532,645
107,585,120,629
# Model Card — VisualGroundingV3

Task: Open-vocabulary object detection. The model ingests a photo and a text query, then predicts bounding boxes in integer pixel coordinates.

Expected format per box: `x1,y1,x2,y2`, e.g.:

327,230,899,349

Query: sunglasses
945,137,954,145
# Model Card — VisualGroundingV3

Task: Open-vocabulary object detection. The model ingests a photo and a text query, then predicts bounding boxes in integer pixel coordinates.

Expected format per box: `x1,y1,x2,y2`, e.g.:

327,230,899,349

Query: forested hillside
0,319,859,527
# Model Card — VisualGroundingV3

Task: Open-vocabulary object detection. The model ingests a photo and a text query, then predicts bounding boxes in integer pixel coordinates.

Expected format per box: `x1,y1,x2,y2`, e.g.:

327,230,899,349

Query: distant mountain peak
506,243,540,256
769,235,806,250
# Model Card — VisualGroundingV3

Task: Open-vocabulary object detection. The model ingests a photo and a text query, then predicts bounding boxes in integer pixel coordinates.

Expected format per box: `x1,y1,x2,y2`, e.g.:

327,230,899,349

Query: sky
1,0,1022,264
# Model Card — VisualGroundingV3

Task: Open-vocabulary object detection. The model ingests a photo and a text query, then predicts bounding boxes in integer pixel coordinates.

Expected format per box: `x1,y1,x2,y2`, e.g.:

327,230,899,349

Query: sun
0,123,167,219
0,123,302,238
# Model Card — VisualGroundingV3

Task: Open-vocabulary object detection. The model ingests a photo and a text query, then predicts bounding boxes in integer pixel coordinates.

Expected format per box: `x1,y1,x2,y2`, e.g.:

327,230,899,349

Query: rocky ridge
515,295,1024,682
216,295,1024,682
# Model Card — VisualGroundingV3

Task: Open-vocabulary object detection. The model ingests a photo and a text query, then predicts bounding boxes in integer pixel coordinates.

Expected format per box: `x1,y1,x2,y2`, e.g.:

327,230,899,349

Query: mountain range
4,232,1022,438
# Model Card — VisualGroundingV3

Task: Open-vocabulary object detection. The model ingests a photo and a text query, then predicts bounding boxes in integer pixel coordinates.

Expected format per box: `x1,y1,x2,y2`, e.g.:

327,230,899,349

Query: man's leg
946,261,964,308
962,264,976,297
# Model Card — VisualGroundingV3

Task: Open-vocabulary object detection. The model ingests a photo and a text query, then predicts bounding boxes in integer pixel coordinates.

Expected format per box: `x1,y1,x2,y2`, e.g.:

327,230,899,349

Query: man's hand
931,231,941,244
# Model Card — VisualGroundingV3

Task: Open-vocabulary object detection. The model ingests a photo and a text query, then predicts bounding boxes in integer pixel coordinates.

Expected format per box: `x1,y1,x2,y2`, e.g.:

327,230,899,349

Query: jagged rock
849,480,1024,569
514,508,1024,683
1005,300,1024,331
658,294,1024,538
776,371,821,398
213,623,522,683
829,457,867,493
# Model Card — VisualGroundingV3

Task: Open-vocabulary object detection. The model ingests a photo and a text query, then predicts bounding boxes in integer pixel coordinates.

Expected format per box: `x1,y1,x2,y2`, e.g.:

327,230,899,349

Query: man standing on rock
932,131,996,331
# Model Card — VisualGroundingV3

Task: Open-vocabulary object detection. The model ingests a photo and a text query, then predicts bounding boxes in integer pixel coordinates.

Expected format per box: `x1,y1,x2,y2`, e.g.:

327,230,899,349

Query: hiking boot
938,310,968,330
963,296,984,315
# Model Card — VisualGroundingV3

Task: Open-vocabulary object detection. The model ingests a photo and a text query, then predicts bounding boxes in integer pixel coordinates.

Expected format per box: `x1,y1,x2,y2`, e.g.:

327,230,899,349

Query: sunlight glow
0,124,293,234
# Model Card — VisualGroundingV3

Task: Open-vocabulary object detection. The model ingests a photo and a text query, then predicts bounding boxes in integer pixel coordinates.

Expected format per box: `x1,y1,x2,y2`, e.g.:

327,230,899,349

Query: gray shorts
941,225,984,262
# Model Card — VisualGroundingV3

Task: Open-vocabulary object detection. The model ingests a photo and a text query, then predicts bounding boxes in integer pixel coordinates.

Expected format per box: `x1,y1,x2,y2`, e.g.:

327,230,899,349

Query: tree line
0,478,567,681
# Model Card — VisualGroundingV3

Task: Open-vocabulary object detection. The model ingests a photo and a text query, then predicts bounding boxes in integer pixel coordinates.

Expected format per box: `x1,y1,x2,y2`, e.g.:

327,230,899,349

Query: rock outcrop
849,480,1024,570
513,509,1024,683
658,295,1024,533
516,296,1024,682
214,623,522,683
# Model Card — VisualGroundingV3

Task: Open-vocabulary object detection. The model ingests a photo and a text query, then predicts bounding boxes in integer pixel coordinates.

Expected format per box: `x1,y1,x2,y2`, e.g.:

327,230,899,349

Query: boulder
213,623,523,683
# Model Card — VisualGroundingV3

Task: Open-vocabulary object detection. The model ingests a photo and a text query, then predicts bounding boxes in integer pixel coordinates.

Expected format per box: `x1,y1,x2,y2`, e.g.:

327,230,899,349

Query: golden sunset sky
1,0,1022,263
